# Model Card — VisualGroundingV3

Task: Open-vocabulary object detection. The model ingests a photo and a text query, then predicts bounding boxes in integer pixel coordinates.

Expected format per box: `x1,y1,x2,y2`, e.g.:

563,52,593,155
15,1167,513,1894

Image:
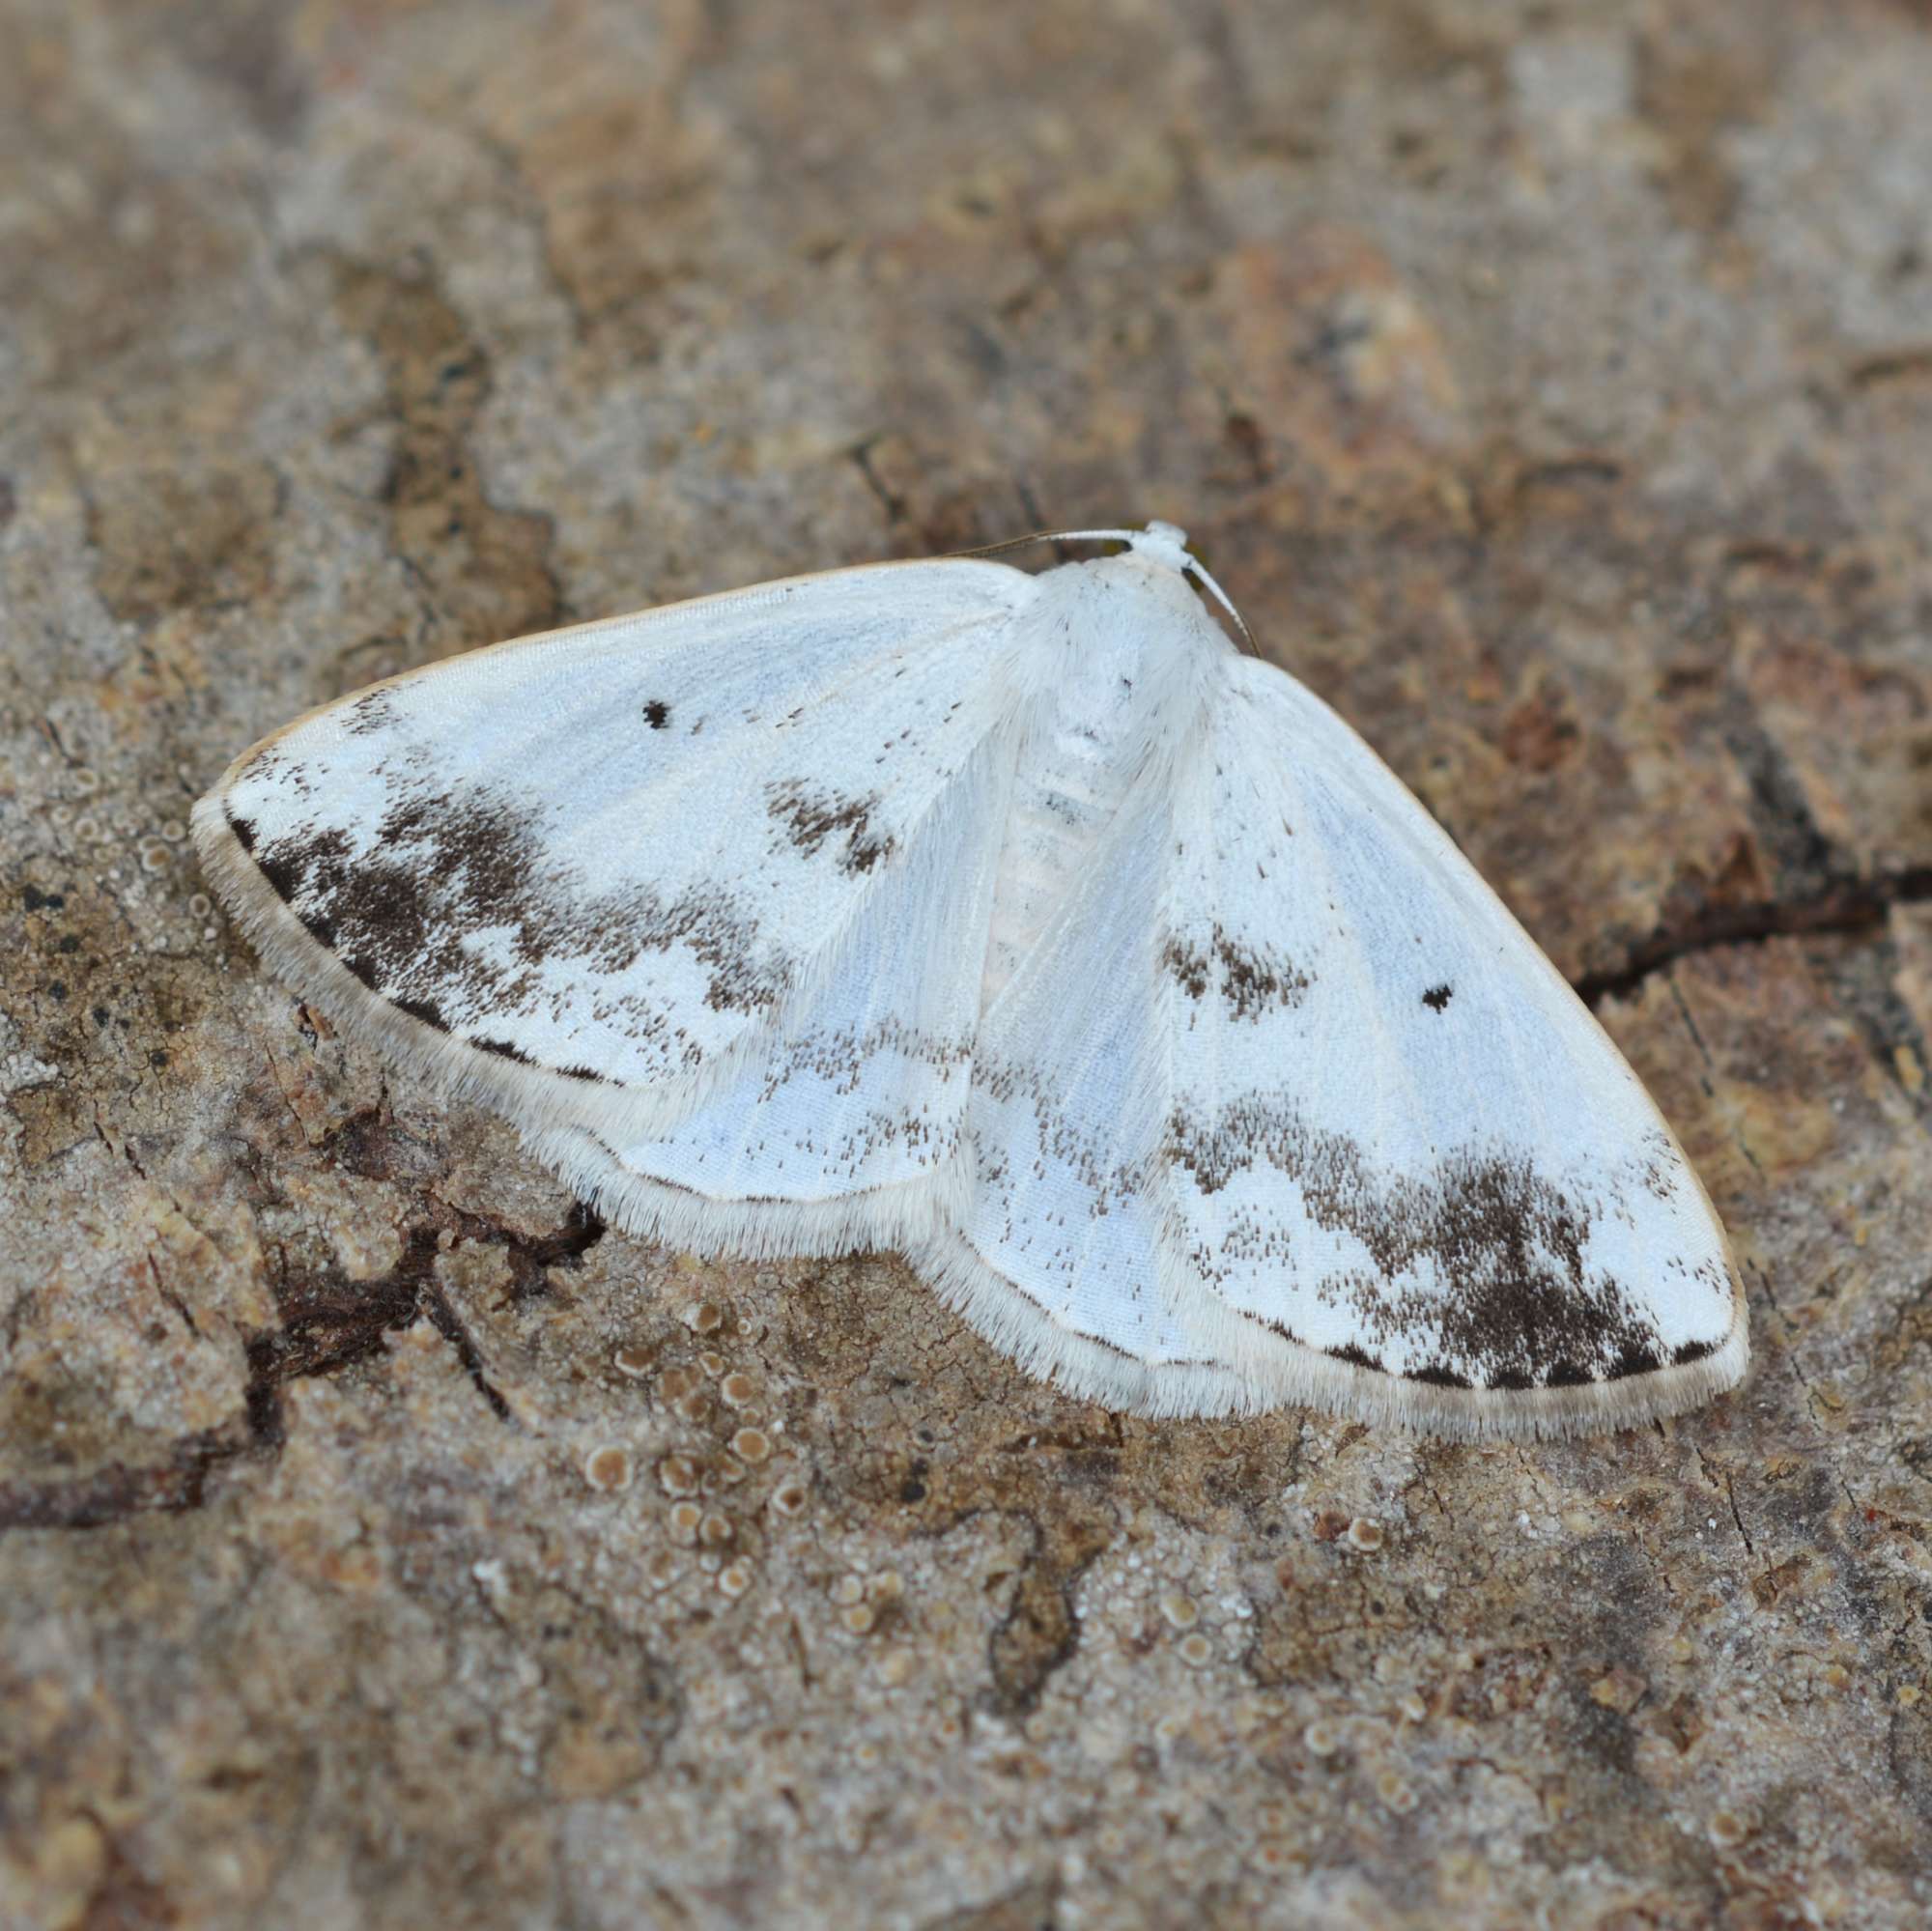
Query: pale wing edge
909,1224,1255,1418
193,789,664,1143
1213,1288,1748,1437
916,1212,1747,1434
519,1123,969,1263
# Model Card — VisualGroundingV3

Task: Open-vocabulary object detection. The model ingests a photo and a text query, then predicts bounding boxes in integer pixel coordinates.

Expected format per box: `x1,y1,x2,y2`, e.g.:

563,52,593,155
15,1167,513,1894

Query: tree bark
3,3,1930,1925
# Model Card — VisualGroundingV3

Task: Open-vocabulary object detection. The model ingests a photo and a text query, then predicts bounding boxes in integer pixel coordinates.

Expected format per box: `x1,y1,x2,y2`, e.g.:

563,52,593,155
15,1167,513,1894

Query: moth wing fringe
914,1222,1748,1438
520,1124,965,1264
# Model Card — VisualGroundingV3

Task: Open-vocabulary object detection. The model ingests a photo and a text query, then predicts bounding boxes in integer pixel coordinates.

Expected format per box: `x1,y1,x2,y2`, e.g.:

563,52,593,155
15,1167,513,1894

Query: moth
194,522,1747,1435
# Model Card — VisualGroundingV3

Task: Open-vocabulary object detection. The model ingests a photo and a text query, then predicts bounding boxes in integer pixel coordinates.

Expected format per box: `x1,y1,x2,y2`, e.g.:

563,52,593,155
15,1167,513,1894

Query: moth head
1119,523,1256,655
1127,521,1194,575
952,520,1258,654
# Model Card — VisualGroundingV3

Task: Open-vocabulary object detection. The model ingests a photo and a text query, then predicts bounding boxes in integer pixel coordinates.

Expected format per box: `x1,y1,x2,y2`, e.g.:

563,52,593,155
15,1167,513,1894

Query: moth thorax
979,615,1188,1008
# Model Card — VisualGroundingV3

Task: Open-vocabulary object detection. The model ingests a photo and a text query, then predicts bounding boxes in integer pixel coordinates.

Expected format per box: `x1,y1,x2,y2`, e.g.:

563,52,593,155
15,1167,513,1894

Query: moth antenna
943,526,1138,561
1181,557,1259,657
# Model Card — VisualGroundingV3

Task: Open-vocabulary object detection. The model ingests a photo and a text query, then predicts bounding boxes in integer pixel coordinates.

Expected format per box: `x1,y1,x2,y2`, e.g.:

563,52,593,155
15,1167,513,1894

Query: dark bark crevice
0,1192,605,1535
1574,866,1932,1007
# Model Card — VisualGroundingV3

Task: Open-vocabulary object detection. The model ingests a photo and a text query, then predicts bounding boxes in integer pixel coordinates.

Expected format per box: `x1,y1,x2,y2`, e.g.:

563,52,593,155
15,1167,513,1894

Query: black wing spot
643,700,670,729
1406,1362,1472,1389
393,994,451,1033
1422,983,1453,1012
1544,1360,1593,1388
1672,1338,1717,1367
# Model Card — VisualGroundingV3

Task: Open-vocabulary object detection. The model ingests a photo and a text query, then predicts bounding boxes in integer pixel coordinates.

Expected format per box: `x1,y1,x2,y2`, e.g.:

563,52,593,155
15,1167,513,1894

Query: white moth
193,522,1747,1437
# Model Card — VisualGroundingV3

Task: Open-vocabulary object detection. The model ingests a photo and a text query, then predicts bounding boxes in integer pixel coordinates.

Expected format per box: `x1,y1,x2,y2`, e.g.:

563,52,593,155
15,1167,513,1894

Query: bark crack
0,1188,604,1534
1574,866,1932,1008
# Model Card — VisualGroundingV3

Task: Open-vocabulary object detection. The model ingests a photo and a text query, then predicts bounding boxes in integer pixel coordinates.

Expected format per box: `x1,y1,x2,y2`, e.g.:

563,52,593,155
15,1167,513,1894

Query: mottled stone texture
2,1,1930,1925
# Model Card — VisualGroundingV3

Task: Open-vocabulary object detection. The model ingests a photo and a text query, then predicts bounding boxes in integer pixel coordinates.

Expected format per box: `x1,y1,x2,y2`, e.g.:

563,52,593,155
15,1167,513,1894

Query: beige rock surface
4,2,1931,1925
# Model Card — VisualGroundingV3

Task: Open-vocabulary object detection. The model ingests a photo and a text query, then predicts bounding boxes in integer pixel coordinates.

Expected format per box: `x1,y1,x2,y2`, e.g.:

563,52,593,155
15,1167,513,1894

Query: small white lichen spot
718,1561,753,1600
1377,1773,1418,1814
1346,1517,1384,1552
657,1454,700,1497
1159,1593,1200,1631
667,1501,702,1543
582,1445,633,1491
1709,1810,1752,1849
730,1427,772,1464
1304,1720,1342,1758
612,1344,652,1378
191,521,1747,1440
770,1481,810,1519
